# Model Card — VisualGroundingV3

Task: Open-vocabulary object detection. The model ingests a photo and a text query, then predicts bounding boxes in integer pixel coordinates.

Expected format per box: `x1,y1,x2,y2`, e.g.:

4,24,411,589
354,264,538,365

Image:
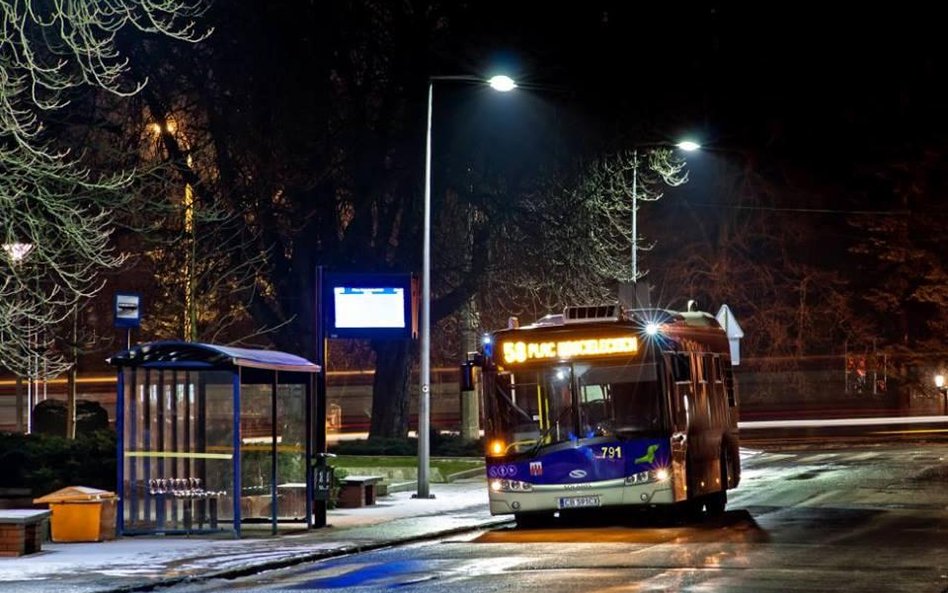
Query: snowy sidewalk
0,478,504,593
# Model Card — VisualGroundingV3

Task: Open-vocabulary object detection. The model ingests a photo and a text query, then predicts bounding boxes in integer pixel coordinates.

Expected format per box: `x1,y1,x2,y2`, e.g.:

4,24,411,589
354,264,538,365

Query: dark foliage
0,431,117,497
32,399,110,437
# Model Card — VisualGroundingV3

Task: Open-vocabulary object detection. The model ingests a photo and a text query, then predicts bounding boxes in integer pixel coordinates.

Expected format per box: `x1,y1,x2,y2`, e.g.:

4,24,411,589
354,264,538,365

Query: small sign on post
114,293,142,350
114,293,142,329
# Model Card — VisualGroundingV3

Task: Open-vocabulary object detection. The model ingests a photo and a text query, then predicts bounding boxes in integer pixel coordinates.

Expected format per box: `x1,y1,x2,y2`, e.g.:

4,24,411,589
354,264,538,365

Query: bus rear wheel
706,453,729,516
705,490,727,516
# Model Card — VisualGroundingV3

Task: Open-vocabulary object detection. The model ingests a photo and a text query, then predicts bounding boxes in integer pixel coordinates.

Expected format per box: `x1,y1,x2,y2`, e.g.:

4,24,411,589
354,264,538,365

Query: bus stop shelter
109,341,322,538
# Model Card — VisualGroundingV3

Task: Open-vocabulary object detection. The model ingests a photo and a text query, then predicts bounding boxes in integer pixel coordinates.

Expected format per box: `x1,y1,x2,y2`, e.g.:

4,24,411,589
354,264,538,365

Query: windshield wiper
530,404,574,455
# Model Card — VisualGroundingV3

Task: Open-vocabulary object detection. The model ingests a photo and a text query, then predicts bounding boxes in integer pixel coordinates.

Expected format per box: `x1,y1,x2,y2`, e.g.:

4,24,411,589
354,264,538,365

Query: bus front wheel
515,512,553,529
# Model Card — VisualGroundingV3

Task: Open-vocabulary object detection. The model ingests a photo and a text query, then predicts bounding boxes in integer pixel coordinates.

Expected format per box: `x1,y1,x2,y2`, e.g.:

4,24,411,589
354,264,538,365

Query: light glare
2,242,33,263
488,75,517,92
488,440,506,456
645,322,660,336
676,140,701,152
936,374,946,388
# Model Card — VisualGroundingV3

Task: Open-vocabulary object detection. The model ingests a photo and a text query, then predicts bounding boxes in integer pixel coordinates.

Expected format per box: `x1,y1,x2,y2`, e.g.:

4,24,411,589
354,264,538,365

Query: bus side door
665,352,692,503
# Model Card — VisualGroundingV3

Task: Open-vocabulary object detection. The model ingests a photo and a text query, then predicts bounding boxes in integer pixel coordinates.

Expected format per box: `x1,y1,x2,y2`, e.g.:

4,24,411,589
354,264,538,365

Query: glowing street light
418,73,516,499
488,75,517,92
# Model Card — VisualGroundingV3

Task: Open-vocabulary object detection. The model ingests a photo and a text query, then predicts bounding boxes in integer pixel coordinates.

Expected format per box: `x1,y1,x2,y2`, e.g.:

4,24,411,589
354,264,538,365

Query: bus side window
700,354,713,384
713,356,724,384
671,353,691,382
665,353,690,430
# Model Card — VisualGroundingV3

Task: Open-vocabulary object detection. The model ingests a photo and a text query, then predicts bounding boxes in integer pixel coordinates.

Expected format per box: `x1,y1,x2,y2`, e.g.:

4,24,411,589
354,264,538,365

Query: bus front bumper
488,478,675,515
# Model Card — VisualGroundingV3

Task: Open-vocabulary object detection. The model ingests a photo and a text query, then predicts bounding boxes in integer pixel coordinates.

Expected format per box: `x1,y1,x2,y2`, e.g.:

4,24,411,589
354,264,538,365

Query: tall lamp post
418,74,516,499
3,242,35,433
630,140,700,294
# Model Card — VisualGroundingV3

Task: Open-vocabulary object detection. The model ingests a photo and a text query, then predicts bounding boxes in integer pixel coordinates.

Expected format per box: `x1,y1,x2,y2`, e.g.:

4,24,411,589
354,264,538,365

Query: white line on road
739,415,948,429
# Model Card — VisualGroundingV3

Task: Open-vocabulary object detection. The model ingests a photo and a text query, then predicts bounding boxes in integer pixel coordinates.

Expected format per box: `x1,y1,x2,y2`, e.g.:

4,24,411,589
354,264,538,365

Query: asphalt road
166,439,948,593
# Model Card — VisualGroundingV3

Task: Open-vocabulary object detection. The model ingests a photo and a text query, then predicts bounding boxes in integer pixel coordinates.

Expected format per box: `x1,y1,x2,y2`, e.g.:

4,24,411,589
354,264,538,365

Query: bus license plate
558,495,601,509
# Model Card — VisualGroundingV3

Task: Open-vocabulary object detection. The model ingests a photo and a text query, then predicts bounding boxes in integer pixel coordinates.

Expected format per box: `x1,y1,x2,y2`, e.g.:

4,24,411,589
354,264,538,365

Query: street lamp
3,242,34,433
418,73,516,499
630,140,701,290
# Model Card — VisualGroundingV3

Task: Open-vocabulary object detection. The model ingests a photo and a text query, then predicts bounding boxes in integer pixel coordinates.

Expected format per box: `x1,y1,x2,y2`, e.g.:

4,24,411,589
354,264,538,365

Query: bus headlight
490,479,533,492
625,468,670,485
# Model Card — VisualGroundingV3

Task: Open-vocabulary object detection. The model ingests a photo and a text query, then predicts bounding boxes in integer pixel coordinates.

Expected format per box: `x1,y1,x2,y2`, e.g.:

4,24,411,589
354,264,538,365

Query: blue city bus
469,304,740,527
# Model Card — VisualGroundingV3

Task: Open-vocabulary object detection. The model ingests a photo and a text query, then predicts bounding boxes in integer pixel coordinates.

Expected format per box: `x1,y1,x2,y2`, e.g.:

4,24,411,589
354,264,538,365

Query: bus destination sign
500,336,638,365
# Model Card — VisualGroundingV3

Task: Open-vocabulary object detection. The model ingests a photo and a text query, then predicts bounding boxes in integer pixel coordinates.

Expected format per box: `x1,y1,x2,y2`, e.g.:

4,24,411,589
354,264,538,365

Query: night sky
441,4,946,185
86,2,948,358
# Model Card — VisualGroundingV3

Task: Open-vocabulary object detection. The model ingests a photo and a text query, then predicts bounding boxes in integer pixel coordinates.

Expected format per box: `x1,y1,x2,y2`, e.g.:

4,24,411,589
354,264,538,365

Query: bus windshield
491,361,663,454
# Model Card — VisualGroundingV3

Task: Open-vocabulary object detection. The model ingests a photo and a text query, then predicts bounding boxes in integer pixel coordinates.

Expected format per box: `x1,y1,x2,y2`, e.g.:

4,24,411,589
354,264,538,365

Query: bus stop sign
114,293,142,329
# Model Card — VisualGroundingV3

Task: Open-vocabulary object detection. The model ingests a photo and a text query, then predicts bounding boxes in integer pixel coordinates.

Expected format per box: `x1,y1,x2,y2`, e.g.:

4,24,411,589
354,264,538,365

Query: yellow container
34,486,118,542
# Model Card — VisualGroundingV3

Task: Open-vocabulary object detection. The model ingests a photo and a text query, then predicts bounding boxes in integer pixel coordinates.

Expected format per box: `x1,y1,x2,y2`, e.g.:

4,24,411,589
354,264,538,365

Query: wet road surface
167,442,948,593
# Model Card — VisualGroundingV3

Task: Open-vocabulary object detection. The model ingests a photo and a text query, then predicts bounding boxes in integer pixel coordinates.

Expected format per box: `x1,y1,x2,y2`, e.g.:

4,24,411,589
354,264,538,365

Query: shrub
0,430,117,497
32,399,110,436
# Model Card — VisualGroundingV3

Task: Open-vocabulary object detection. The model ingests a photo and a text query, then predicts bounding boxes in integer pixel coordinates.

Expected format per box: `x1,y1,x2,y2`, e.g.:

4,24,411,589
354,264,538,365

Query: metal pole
416,80,433,499
631,147,638,285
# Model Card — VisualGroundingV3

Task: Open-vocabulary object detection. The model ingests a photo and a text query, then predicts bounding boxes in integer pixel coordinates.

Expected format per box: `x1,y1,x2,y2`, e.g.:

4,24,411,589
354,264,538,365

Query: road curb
93,516,514,593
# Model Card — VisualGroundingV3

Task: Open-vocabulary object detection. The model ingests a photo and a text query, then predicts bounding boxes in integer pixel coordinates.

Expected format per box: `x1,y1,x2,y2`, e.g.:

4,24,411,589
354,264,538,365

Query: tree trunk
369,339,413,438
459,298,480,441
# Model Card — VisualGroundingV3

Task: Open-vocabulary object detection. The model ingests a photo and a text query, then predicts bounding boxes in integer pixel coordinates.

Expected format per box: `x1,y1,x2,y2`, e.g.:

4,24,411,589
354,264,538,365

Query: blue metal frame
116,369,125,536
305,373,314,528
232,368,242,538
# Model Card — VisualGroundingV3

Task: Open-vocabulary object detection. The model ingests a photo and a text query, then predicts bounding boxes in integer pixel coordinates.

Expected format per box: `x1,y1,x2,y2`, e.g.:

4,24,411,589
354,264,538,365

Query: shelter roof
108,341,320,373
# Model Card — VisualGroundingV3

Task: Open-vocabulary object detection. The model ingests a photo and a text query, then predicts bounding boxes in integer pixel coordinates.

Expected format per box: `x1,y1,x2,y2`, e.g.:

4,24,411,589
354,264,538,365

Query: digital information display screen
323,273,415,339
332,287,406,329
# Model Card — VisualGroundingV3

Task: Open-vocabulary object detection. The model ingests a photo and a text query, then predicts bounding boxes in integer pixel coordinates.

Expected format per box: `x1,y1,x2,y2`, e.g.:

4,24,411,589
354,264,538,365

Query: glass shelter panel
277,384,307,519
239,382,308,521
239,383,273,520
122,369,234,534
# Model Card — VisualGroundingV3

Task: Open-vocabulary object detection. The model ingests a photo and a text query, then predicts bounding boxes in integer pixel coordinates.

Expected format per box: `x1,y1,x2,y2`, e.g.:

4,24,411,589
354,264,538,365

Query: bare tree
0,1,209,378
476,147,689,329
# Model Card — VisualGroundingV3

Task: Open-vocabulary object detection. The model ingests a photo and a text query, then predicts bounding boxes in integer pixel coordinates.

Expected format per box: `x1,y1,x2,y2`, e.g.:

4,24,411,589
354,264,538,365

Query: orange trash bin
34,486,118,542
